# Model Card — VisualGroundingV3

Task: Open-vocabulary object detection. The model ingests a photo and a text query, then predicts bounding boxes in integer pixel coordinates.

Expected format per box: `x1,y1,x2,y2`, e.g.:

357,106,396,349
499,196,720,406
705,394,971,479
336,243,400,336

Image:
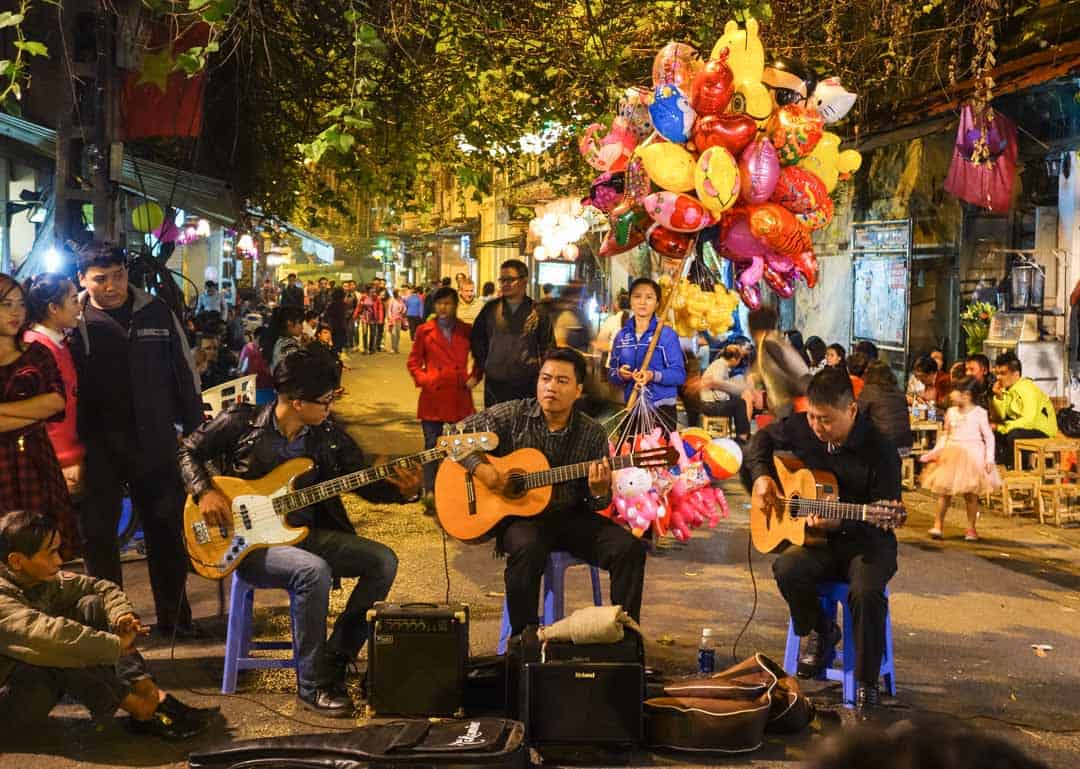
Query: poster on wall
852,257,908,347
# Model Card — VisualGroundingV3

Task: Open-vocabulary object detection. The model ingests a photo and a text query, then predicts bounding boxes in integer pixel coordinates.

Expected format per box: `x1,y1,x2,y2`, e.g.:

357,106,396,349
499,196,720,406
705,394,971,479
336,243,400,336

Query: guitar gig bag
188,718,527,769
645,653,813,754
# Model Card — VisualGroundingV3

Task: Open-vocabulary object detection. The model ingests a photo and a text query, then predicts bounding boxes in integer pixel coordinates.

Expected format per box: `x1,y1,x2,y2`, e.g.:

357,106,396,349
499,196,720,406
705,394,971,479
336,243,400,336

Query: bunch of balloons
659,274,741,338
579,15,863,309
607,427,739,541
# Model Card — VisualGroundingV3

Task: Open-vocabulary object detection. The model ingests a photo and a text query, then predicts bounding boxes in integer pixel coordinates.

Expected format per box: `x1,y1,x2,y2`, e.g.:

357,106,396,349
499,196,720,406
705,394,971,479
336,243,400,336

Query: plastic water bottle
698,628,716,674
927,403,937,422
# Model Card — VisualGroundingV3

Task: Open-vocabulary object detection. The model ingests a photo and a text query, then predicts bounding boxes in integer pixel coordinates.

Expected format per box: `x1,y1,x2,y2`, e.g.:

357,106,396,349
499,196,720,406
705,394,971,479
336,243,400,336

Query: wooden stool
1038,483,1080,527
1000,472,1040,518
901,455,916,491
701,415,733,438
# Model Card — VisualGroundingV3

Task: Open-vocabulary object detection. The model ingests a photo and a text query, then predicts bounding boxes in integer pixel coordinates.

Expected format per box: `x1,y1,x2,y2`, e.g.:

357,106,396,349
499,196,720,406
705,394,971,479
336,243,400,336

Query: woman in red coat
407,286,478,493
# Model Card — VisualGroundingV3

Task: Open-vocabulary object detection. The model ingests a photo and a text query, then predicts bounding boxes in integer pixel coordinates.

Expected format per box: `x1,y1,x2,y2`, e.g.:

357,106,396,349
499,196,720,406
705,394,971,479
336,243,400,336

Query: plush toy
612,466,665,537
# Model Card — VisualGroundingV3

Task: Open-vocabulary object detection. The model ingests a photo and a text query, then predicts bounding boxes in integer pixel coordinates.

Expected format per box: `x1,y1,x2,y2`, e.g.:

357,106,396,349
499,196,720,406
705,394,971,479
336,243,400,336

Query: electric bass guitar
750,454,907,554
434,446,677,541
183,432,498,579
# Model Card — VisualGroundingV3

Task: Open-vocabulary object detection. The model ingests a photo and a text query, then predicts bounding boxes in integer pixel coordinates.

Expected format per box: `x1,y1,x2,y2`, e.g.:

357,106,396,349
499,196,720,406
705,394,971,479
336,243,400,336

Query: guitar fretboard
272,447,444,515
523,454,639,490
783,497,891,522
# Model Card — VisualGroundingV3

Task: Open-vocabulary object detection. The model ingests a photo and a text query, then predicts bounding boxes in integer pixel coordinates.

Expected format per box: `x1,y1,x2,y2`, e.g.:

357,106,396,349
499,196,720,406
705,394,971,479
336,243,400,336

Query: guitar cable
730,524,759,664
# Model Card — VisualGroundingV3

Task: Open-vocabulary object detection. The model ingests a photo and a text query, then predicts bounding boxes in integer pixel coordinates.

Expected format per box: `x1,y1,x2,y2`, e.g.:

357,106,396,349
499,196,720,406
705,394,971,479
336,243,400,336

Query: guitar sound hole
504,471,527,499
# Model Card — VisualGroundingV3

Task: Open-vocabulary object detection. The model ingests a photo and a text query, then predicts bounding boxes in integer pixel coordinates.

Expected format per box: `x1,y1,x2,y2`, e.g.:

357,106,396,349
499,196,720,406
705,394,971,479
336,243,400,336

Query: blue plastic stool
496,551,604,654
782,582,896,707
221,572,302,694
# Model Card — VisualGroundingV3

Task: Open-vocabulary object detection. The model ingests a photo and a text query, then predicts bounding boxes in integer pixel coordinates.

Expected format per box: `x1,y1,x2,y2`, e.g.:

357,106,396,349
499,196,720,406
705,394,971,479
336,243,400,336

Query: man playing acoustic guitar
454,348,648,635
747,367,901,720
178,350,420,717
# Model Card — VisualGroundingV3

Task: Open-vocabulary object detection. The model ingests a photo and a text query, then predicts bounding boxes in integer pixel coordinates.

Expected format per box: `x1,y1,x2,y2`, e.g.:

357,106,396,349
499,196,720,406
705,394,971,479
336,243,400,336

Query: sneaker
964,528,979,542
127,705,209,740
854,683,881,722
927,528,943,540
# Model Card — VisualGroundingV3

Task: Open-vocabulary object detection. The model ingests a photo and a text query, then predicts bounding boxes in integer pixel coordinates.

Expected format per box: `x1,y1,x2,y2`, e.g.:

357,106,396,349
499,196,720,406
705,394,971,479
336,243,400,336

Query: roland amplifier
521,661,644,746
366,602,469,717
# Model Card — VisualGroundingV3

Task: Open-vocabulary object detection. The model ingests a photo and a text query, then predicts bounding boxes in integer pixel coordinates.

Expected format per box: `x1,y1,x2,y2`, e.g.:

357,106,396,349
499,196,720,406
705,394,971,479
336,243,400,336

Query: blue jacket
404,293,424,317
608,315,687,405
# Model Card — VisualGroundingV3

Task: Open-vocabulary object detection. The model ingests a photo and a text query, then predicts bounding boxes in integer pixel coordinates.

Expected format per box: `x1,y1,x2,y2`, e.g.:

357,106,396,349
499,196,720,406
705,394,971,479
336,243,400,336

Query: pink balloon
152,219,180,244
739,138,780,204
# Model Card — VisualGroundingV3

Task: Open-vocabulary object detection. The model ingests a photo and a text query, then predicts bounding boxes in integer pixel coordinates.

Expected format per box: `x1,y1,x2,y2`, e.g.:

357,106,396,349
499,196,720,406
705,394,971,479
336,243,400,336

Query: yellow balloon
131,202,164,233
798,132,842,192
712,17,772,124
838,149,863,177
637,142,696,193
695,146,740,215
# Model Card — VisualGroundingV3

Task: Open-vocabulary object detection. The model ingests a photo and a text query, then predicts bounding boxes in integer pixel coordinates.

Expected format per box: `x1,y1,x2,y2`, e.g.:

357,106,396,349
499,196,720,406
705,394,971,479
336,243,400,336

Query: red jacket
23,328,85,467
407,319,476,422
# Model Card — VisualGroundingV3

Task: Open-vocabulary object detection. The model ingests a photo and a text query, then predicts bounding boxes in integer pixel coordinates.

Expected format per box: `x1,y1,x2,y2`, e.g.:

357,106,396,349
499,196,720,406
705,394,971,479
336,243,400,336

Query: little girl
608,277,686,432
919,376,1001,541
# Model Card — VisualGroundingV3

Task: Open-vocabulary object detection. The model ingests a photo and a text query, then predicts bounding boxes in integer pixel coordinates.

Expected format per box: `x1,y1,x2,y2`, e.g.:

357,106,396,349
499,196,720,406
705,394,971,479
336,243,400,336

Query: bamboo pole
624,253,691,411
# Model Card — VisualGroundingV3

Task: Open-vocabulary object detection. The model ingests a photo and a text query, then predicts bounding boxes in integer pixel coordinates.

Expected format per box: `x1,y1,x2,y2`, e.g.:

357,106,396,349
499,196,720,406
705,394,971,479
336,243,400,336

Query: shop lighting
237,233,255,253
43,247,62,272
196,218,211,238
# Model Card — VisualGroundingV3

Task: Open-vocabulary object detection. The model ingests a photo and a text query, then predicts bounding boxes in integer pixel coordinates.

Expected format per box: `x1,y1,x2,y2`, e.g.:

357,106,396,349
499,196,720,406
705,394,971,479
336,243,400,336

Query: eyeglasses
306,393,337,408
498,275,523,285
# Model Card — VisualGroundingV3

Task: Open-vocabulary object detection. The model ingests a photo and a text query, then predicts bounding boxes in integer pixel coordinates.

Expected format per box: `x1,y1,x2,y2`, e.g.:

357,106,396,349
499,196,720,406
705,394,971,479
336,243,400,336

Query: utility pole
54,0,122,255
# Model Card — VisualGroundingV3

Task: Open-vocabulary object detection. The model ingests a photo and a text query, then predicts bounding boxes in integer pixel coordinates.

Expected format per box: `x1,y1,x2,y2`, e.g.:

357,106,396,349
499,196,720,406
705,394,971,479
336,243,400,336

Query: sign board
850,220,912,351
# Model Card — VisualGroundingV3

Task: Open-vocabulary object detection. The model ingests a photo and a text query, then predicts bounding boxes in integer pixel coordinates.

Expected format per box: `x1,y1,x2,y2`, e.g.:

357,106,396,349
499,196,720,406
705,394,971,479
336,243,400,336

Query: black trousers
80,444,192,629
407,317,422,339
499,511,647,634
772,528,897,685
0,595,150,728
995,427,1048,468
484,378,536,408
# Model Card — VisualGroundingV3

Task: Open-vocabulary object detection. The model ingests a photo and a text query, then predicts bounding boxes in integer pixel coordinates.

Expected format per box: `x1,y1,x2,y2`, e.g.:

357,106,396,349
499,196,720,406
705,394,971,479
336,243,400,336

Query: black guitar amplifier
366,602,469,717
521,661,644,746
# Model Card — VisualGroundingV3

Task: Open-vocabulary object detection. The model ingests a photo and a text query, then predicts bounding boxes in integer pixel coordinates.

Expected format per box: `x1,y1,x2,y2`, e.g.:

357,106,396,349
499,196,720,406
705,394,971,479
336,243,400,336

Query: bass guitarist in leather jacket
178,350,420,717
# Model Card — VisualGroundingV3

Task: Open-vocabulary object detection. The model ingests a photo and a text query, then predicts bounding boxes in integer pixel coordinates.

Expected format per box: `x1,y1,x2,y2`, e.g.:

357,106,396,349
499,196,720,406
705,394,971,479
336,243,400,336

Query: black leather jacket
178,403,400,534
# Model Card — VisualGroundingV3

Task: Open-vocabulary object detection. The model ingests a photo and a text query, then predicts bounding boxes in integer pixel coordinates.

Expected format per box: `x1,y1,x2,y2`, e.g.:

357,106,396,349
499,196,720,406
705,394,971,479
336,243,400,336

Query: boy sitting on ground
0,510,215,739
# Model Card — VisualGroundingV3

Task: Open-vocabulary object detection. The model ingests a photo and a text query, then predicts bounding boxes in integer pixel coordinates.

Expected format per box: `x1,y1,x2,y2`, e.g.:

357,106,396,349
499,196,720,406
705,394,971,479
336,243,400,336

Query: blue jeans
421,420,445,494
238,527,398,697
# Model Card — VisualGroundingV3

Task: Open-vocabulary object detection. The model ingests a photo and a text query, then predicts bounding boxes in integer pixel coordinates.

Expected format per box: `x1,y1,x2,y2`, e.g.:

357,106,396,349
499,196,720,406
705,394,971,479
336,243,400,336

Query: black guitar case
188,718,527,769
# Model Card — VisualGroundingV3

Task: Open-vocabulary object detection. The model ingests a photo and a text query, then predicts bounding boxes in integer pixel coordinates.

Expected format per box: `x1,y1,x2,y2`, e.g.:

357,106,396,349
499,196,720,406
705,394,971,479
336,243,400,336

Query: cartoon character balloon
649,84,697,144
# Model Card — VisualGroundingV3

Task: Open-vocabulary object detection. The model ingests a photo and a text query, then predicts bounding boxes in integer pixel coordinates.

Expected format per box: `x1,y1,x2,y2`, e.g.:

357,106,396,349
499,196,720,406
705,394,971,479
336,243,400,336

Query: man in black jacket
178,351,420,717
747,367,902,721
470,259,554,407
72,243,204,637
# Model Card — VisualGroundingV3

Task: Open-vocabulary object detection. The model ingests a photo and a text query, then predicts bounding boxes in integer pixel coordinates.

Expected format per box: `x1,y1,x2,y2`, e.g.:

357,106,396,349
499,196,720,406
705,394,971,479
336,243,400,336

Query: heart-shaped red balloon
691,114,757,156
690,55,735,117
647,222,695,259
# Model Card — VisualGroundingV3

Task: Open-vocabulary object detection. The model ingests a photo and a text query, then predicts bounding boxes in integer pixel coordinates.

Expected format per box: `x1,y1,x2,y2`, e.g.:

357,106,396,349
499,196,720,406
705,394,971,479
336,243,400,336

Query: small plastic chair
221,572,301,694
782,582,896,707
496,551,604,654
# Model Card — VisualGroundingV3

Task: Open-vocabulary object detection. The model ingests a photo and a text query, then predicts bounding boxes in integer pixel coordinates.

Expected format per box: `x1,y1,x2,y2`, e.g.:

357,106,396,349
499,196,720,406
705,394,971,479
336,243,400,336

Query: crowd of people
0,242,1069,741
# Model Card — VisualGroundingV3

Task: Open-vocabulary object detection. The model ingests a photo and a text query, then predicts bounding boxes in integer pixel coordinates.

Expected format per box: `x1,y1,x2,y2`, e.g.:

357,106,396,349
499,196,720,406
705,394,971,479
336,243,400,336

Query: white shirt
31,323,67,345
701,358,747,402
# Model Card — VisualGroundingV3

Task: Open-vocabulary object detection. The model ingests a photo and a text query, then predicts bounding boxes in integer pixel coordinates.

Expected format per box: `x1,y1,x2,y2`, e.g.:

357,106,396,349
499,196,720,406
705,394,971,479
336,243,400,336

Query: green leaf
14,41,48,57
175,52,203,75
344,8,359,24
0,13,25,30
338,133,356,153
188,0,211,9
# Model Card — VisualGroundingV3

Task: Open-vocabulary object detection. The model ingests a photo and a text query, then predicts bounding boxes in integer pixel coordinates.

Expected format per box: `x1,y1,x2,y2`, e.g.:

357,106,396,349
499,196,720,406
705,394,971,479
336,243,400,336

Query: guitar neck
274,448,443,515
523,454,637,490
783,497,884,523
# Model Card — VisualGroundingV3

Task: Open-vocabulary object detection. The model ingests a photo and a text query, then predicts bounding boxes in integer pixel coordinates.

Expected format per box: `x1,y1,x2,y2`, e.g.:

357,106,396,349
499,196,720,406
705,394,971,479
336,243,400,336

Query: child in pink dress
919,377,1001,541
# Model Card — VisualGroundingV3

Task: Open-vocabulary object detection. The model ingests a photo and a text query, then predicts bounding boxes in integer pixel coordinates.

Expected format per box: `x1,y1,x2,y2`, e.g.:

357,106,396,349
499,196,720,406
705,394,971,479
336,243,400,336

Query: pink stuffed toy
612,466,665,537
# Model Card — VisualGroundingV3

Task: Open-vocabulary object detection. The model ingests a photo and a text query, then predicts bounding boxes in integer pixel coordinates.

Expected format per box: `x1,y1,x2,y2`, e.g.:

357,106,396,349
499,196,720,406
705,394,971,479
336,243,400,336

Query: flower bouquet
961,301,996,355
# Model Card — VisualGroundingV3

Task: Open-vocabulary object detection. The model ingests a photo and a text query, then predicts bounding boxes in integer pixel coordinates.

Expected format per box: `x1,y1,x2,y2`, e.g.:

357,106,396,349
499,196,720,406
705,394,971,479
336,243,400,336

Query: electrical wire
730,526,758,664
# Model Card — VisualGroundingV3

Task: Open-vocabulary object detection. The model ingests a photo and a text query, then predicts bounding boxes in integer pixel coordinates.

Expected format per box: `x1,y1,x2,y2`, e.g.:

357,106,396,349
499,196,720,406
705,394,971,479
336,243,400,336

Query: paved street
4,336,1080,768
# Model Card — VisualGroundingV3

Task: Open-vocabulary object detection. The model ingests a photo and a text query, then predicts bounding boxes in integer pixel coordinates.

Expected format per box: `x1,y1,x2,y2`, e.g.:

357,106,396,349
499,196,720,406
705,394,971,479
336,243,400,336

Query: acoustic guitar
750,454,907,554
183,432,498,579
434,446,677,541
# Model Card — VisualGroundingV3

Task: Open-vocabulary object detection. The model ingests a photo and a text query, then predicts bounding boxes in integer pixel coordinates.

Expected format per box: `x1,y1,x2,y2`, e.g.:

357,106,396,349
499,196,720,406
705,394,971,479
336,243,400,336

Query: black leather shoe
127,706,210,740
297,688,353,718
854,683,880,721
797,622,840,679
159,693,221,725
153,621,210,643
